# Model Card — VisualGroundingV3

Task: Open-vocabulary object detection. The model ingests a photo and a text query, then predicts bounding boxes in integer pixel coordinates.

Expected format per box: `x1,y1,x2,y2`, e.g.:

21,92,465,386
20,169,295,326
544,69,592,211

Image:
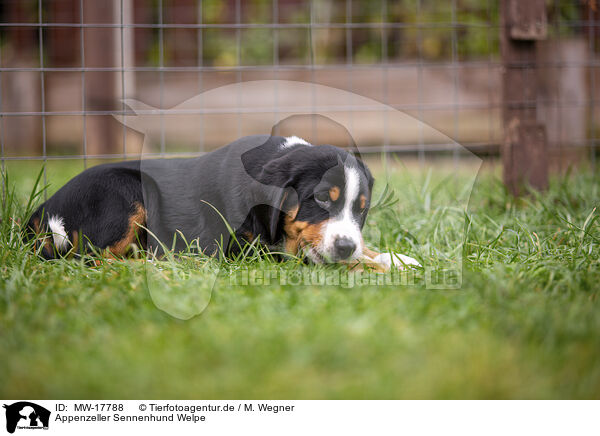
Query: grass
0,158,599,399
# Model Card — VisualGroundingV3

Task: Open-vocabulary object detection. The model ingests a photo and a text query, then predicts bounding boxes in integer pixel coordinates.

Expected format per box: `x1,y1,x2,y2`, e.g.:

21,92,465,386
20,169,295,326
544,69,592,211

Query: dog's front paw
371,252,421,271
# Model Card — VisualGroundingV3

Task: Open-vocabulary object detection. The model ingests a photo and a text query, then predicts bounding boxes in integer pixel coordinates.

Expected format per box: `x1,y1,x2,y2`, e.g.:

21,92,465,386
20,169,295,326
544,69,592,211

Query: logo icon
3,402,50,434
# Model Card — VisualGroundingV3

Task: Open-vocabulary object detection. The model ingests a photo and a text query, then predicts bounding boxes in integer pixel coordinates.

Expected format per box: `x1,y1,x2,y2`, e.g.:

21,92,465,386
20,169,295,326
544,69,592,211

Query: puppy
27,135,419,269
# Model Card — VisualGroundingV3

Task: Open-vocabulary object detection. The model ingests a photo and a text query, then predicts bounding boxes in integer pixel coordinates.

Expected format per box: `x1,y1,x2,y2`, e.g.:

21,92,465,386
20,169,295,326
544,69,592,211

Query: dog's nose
334,237,356,260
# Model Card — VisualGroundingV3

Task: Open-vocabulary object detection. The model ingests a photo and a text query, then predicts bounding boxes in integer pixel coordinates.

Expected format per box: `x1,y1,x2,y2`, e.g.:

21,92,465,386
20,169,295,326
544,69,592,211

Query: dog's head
243,136,374,263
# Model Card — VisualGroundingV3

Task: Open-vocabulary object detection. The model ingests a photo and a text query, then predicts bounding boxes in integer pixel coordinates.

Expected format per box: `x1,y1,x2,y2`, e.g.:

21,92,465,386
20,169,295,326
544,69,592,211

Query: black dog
27,134,405,265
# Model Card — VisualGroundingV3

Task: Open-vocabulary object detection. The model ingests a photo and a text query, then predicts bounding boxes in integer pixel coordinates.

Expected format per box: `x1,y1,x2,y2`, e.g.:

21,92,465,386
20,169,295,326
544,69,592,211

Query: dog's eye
314,191,330,203
359,195,367,210
354,197,368,214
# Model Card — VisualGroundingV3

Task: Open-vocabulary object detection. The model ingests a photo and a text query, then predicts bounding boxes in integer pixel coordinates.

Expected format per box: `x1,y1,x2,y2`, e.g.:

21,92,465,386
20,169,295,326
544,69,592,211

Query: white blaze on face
318,165,363,261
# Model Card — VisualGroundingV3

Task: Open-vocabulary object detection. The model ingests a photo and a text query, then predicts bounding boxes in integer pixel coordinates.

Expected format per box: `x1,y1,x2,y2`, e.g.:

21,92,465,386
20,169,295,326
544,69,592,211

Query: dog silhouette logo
3,402,50,433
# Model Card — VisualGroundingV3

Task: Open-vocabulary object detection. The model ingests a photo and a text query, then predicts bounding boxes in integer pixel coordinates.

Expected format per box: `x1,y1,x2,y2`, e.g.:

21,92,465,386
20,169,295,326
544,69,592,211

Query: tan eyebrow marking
360,195,367,209
329,186,340,202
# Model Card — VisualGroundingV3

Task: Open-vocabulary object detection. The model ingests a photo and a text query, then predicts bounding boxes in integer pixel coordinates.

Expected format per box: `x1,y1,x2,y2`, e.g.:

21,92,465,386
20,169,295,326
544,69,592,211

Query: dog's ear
242,137,285,184
259,154,302,241
268,187,298,242
242,137,307,186
244,186,298,245
243,160,300,242
253,153,300,187
242,142,302,242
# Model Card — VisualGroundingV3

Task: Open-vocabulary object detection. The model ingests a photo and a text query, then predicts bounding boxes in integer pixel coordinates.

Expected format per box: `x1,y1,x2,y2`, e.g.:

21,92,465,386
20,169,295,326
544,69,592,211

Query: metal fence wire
0,0,598,197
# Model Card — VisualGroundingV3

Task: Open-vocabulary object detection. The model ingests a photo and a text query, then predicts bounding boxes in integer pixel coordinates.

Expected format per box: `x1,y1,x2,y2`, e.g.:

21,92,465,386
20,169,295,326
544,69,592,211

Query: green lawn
0,159,599,399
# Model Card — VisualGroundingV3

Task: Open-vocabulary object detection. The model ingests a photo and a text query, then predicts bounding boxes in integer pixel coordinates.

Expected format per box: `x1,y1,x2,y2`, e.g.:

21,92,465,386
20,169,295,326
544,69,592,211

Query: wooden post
48,0,79,66
133,0,152,66
167,0,197,66
537,38,587,171
83,0,118,156
3,0,41,155
501,0,548,195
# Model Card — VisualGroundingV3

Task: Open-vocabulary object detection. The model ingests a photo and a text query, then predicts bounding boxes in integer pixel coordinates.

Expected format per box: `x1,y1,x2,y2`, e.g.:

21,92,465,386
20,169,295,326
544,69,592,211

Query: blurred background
0,0,597,183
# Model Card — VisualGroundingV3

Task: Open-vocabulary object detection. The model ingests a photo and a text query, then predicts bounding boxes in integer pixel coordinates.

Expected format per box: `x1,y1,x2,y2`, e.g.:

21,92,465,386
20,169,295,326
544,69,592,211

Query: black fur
27,135,374,259
27,161,146,259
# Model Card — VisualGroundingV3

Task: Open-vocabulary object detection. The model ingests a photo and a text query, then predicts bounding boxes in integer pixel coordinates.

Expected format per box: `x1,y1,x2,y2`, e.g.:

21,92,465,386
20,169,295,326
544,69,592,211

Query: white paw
372,252,421,270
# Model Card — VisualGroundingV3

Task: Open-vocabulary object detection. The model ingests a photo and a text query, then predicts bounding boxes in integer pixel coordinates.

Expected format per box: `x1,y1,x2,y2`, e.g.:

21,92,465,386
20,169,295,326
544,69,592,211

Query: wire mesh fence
0,0,597,192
